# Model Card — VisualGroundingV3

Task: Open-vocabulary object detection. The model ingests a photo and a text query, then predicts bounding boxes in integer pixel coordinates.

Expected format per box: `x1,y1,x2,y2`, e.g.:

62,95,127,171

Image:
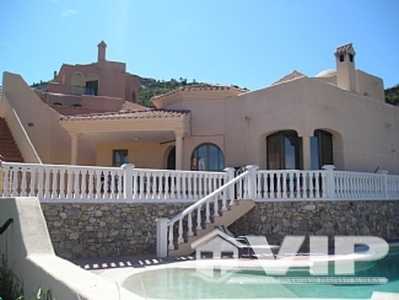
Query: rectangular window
113,149,128,166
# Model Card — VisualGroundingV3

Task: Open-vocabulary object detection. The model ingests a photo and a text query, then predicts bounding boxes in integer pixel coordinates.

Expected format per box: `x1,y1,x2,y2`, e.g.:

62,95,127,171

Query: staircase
169,199,255,256
0,117,24,162
164,169,257,257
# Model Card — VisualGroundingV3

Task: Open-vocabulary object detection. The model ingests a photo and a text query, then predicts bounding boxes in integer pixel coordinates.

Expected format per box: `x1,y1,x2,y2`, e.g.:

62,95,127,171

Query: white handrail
166,170,251,250
168,170,250,225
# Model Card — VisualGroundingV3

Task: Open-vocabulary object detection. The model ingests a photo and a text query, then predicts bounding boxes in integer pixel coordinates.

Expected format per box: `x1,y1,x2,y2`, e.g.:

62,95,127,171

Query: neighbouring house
1,42,398,174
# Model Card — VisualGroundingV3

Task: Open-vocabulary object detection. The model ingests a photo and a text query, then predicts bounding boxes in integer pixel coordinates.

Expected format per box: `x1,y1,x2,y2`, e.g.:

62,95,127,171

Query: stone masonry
42,200,399,260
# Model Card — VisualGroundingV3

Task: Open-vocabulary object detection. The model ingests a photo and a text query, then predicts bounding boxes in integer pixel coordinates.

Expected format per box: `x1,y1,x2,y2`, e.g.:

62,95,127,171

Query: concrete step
168,199,255,257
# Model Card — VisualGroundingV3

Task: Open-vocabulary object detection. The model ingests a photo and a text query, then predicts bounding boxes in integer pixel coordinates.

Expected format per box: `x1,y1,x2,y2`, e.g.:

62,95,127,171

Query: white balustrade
0,162,228,203
1,162,399,204
165,169,252,251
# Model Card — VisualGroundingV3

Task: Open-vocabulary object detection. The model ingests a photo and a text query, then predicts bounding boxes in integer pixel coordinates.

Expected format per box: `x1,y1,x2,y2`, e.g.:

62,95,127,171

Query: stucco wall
356,69,385,101
96,142,173,168
223,78,399,173
0,198,135,300
2,72,96,165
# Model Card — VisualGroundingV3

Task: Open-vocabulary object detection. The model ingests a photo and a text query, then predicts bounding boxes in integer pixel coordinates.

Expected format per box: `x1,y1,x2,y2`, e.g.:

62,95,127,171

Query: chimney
53,71,57,80
97,41,107,62
334,43,357,92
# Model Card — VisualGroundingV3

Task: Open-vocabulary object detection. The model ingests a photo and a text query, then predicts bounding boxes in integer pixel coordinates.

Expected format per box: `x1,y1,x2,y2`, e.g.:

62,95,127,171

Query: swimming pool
122,247,399,299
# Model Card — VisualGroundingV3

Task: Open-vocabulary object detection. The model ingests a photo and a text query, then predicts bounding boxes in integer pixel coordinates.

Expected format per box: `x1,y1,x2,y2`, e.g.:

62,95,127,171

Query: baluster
205,201,211,223
40,168,49,199
186,173,191,200
257,173,262,198
19,166,27,196
182,174,187,200
192,173,198,200
87,170,93,199
164,173,170,199
187,213,194,236
288,172,293,199
199,174,205,198
74,170,80,199
170,173,176,199
132,173,138,199
176,174,182,199
49,168,56,199
96,170,103,199
117,172,122,199
196,207,202,230
2,167,9,197
320,172,327,198
213,196,219,217
138,172,147,199
59,168,65,199
178,219,184,243
11,168,18,196
269,173,274,199
168,224,175,250
28,167,36,197
222,192,227,211
308,172,314,199
314,172,320,198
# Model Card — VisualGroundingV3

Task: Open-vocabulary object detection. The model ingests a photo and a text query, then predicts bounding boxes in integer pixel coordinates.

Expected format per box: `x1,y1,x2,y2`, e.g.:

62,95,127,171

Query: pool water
123,248,399,299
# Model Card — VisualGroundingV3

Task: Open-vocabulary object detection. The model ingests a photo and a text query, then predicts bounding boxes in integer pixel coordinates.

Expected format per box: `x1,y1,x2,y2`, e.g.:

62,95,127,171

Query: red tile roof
59,109,189,121
335,43,354,55
272,70,305,85
151,84,247,101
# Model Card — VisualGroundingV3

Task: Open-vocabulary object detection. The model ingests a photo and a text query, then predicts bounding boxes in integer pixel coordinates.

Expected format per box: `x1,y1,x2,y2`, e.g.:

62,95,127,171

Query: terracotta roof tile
335,43,354,55
151,84,247,101
272,70,305,85
59,109,189,121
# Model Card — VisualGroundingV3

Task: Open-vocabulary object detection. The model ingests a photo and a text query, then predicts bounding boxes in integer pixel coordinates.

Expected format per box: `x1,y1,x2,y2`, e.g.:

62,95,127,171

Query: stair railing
164,166,257,252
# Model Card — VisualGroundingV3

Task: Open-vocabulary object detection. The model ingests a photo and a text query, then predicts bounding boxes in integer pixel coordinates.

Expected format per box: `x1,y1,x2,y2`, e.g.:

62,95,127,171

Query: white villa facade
1,43,398,174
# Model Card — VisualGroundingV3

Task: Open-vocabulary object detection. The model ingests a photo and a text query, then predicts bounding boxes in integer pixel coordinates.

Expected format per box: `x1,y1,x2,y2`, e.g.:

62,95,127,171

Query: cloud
61,9,77,17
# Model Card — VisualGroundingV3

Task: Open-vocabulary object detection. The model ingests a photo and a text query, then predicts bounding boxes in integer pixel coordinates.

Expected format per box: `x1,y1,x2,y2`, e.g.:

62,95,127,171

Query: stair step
168,199,255,257
0,117,24,163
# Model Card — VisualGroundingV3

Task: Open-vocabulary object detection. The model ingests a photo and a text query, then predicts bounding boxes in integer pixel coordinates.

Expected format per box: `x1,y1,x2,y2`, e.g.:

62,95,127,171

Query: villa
1,42,399,299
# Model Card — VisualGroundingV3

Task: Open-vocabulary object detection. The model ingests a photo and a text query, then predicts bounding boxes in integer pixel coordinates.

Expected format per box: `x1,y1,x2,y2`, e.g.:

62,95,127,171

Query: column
302,135,312,170
70,132,81,165
174,129,184,170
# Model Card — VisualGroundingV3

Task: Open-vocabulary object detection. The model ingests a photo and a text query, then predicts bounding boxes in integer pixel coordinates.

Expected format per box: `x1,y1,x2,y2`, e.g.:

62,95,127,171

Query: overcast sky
1,0,398,90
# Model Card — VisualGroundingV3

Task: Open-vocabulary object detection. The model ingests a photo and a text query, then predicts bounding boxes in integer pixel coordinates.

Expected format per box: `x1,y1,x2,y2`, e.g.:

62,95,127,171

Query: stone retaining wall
42,200,399,260
41,203,190,259
230,201,399,247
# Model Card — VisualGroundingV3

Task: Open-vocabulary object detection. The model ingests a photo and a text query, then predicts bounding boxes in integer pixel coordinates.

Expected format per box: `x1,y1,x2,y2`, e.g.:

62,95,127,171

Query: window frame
191,143,224,172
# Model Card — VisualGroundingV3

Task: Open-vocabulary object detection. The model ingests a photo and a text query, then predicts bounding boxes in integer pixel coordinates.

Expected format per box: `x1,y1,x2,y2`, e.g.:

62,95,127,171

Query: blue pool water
123,248,399,299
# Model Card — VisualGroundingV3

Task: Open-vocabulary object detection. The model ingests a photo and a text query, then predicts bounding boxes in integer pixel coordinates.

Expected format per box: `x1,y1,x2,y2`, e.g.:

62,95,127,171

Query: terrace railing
0,162,227,203
1,162,398,203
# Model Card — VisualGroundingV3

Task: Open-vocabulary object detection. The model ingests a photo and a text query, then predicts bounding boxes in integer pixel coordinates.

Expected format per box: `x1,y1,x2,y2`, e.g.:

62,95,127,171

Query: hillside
30,78,398,107
385,84,399,106
138,77,203,107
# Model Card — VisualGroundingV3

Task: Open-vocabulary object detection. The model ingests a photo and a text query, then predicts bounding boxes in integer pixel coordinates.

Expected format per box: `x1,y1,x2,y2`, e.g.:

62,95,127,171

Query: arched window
191,144,224,171
267,130,302,169
71,72,85,95
311,130,333,169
